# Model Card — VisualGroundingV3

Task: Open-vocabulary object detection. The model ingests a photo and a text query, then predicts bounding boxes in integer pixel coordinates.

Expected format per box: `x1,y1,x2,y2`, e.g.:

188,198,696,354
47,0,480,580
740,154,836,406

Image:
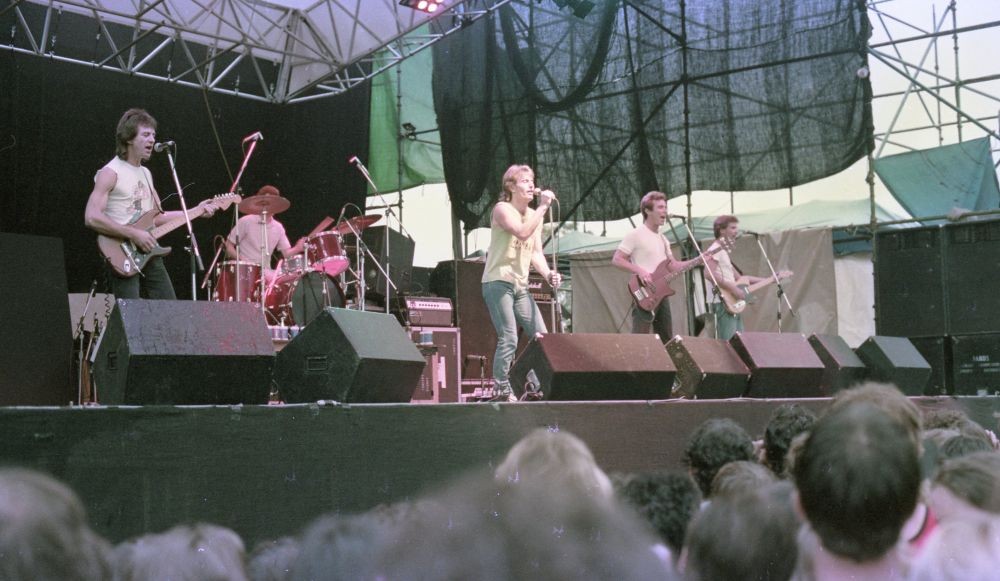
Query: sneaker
489,384,517,403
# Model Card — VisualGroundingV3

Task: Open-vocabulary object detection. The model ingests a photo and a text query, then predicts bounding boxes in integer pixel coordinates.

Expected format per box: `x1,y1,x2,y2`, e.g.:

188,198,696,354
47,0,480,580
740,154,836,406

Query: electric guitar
628,238,733,312
97,193,240,277
719,270,794,314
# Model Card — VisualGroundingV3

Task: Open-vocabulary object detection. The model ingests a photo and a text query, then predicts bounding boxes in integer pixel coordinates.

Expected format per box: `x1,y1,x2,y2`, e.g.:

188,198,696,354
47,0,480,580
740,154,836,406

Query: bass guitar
628,238,733,312
97,193,240,277
719,270,794,314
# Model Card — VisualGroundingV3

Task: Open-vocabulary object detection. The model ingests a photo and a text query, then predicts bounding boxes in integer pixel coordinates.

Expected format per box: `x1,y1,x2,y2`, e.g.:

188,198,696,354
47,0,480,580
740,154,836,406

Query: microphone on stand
667,213,686,220
242,131,263,144
348,156,360,166
153,141,175,152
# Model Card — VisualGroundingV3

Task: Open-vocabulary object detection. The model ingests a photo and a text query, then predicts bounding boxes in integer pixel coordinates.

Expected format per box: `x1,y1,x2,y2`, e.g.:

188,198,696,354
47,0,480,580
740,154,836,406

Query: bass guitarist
612,191,699,343
85,109,220,299
705,215,767,340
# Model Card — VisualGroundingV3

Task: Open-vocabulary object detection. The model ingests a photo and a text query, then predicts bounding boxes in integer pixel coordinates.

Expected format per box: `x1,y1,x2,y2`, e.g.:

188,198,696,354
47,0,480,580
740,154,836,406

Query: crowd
3,381,999,580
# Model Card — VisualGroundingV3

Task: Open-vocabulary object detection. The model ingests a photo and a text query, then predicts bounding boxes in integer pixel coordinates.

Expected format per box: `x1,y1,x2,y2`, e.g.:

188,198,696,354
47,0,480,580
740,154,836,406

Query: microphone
335,204,348,225
743,230,762,236
153,141,174,152
348,156,360,166
242,131,263,144
666,213,686,219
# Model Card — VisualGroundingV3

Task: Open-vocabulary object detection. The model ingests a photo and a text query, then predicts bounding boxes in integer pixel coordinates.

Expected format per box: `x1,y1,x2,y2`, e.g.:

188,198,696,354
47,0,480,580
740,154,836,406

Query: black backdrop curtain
0,53,369,297
433,0,873,232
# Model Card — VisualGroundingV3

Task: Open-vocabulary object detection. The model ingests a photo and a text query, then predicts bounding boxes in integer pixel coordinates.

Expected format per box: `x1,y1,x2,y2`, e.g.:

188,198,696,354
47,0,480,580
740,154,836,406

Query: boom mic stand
750,233,796,332
226,132,263,307
161,143,204,300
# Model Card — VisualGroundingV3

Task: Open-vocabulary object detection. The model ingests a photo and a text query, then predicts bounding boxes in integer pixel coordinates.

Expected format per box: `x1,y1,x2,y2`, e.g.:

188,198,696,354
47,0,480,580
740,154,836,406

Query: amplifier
392,296,454,327
528,274,556,302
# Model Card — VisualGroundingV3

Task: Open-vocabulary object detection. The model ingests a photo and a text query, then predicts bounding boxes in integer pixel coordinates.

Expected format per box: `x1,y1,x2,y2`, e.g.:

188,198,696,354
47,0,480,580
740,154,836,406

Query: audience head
374,470,674,580
682,418,755,497
829,382,922,446
793,402,921,563
710,460,777,499
682,481,798,581
495,427,614,501
762,404,816,477
616,470,702,559
0,467,113,581
930,450,1000,522
940,434,994,460
246,537,299,581
114,523,247,581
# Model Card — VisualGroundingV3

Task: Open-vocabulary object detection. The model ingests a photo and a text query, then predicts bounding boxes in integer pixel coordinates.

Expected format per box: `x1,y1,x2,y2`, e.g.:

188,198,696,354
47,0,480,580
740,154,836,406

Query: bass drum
264,271,345,327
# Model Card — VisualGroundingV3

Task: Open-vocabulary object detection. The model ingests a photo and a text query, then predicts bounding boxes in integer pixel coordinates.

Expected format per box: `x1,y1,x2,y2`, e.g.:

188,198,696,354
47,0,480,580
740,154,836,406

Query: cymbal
331,214,381,235
239,194,290,215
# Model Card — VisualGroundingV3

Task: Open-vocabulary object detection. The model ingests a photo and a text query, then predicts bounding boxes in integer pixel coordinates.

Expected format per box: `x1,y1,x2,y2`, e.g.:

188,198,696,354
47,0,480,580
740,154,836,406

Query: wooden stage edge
1,396,998,546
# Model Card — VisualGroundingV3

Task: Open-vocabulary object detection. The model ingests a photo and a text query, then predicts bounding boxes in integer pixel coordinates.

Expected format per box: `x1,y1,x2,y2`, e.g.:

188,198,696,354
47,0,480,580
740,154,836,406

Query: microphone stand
547,201,560,333
350,158,414,307
228,137,261,307
76,281,97,404
342,215,395,312
162,145,203,300
751,233,796,332
680,220,723,339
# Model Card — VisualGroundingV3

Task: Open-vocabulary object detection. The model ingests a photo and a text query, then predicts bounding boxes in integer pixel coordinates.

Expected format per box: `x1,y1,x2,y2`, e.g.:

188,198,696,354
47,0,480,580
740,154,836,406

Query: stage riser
1,397,996,547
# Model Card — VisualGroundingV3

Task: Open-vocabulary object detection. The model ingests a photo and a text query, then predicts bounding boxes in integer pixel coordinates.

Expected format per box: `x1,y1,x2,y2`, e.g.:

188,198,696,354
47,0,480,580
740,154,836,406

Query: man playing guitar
84,109,220,299
612,191,699,343
705,215,768,340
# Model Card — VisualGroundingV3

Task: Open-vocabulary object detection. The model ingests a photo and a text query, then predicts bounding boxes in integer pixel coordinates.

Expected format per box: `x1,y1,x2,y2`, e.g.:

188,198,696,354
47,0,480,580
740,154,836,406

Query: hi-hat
239,193,290,215
332,214,381,235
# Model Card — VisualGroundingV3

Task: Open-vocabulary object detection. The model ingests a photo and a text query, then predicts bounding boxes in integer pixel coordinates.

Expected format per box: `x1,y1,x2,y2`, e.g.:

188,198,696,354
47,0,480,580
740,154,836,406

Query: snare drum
279,253,308,276
264,271,345,327
213,261,261,303
307,231,350,277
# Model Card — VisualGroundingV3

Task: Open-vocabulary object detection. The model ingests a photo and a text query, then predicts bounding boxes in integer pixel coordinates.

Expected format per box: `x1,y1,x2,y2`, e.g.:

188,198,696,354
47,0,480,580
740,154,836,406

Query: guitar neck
658,244,726,283
148,207,208,240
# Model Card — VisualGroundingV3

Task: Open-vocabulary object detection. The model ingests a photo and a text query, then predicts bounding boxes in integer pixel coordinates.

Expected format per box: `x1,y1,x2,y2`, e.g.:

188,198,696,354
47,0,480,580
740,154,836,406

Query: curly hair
616,470,701,555
682,418,755,496
764,404,818,477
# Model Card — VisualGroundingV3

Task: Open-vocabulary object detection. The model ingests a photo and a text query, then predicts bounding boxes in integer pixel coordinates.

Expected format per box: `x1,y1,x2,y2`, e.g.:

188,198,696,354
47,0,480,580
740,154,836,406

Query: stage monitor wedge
508,334,675,401
274,308,426,403
730,332,825,398
665,336,750,399
92,299,274,405
807,334,868,395
855,336,931,396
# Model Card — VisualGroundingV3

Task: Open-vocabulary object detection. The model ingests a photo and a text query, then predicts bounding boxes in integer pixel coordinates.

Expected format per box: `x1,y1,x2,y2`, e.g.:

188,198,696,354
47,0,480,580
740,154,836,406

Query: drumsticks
307,216,334,238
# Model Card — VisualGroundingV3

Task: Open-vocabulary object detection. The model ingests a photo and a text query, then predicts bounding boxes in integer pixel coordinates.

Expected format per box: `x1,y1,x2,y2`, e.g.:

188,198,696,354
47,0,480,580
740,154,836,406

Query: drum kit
210,191,381,327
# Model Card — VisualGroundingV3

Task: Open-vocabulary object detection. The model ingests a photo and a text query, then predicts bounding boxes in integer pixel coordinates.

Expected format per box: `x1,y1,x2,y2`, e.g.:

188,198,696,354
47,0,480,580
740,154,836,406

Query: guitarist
612,191,699,343
705,215,766,340
85,108,219,299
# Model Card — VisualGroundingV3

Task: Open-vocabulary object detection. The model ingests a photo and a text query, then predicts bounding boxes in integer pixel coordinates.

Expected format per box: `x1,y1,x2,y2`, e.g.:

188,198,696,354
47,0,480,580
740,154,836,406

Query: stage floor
1,396,997,546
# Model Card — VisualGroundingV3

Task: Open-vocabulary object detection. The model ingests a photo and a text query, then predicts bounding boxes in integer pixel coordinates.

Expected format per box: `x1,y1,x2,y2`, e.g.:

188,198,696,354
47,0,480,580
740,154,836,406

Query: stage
1,396,997,546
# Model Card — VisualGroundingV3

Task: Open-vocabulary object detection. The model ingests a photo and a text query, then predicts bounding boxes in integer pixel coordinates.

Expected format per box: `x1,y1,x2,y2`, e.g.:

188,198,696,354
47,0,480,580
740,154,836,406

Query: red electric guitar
627,238,733,312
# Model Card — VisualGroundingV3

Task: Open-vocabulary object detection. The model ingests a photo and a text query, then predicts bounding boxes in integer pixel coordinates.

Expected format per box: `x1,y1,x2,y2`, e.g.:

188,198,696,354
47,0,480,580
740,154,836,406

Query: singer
611,191,698,342
481,164,561,402
84,108,220,299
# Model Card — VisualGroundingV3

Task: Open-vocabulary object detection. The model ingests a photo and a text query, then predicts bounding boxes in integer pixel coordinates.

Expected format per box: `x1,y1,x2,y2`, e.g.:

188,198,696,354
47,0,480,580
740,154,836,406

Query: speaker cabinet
273,308,426,403
728,333,825,398
355,226,415,299
875,226,947,337
0,233,74,405
908,335,951,395
944,220,1000,335
408,327,461,404
855,336,931,396
808,334,868,395
508,334,675,401
951,333,1000,396
92,300,275,405
665,336,750,399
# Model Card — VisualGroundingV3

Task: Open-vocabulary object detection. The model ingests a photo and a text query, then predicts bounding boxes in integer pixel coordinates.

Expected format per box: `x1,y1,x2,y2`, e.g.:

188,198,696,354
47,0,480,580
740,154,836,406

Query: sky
372,0,1000,267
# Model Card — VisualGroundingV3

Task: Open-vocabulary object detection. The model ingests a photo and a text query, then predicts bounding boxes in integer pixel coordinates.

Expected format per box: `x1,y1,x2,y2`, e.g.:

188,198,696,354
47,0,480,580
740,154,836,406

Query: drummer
225,185,305,282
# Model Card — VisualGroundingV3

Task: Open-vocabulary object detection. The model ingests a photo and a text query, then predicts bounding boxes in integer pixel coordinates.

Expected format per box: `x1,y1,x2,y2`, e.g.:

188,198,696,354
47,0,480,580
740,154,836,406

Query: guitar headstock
717,236,736,253
778,270,794,280
211,193,242,212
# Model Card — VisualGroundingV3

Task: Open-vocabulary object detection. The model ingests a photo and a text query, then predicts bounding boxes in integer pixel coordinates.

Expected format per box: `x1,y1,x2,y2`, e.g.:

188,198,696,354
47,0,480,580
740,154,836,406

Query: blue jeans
713,302,743,341
482,280,548,389
105,256,177,300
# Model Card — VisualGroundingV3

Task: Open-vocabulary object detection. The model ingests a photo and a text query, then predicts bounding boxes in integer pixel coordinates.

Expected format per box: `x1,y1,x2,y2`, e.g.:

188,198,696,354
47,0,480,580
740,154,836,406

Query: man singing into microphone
612,191,697,343
481,164,561,402
84,108,219,299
